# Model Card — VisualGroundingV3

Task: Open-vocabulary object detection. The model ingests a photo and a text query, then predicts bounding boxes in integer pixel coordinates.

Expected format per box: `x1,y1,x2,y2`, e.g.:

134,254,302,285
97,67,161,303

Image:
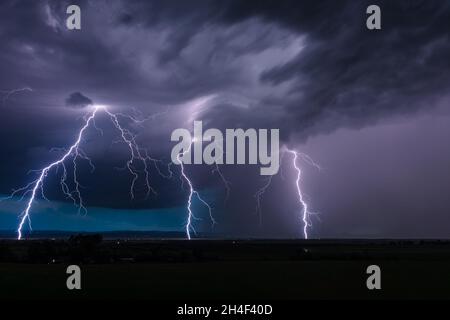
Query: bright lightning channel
286,149,321,240
5,104,168,240
4,101,318,240
255,147,321,239
177,141,216,240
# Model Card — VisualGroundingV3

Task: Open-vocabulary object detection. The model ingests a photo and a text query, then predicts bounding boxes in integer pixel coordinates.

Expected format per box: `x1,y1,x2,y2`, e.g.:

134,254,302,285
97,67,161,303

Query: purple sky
0,0,450,238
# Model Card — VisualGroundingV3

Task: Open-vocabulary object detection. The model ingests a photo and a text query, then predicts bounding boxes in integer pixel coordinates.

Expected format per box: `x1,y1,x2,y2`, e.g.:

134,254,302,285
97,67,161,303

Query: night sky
1,0,450,238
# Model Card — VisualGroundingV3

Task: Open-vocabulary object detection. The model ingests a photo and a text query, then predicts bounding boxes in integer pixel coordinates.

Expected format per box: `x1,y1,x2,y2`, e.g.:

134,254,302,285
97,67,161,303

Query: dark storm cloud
194,0,450,142
1,0,450,139
105,0,450,142
65,92,93,108
1,0,450,237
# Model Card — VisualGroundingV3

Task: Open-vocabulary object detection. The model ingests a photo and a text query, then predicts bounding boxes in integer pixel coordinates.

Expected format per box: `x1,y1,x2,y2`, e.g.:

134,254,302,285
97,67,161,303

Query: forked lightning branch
1,104,320,240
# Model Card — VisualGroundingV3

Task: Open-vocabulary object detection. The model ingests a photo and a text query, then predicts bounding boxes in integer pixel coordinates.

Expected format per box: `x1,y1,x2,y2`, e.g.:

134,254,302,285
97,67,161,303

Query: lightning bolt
1,87,33,106
176,141,216,240
3,105,170,240
212,163,231,202
4,99,318,240
105,109,158,199
12,107,100,239
255,147,321,239
286,149,321,239
254,175,274,226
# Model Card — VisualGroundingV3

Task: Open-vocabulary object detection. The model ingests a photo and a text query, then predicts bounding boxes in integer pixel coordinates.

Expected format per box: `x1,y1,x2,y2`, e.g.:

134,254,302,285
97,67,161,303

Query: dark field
1,237,450,299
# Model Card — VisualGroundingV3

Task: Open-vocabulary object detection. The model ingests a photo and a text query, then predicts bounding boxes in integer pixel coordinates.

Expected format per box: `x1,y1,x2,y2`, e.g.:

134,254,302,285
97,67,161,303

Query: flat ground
0,239,449,299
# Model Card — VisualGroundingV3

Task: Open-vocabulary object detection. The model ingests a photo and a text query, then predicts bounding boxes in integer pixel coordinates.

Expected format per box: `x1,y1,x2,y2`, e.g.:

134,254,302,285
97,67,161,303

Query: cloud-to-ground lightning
177,141,216,240
3,105,170,239
14,107,100,239
212,163,232,202
3,96,318,240
255,175,274,226
286,148,321,239
255,147,321,239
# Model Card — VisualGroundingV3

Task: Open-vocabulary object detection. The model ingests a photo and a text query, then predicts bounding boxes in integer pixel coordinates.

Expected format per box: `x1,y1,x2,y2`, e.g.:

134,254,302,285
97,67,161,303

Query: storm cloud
65,92,93,108
0,0,450,238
